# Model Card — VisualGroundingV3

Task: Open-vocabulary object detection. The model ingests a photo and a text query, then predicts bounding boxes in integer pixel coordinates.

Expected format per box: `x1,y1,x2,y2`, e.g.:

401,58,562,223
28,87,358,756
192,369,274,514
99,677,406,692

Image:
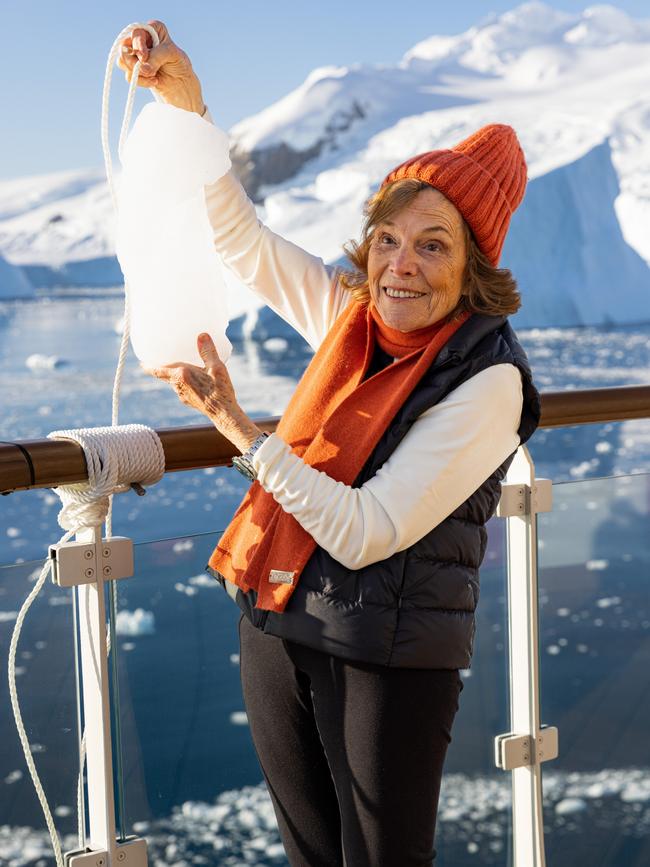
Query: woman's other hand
141,333,262,453
116,20,205,114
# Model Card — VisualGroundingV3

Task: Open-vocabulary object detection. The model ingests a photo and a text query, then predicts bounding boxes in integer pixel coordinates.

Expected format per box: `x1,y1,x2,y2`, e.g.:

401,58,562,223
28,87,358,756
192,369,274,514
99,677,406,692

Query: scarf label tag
269,569,295,585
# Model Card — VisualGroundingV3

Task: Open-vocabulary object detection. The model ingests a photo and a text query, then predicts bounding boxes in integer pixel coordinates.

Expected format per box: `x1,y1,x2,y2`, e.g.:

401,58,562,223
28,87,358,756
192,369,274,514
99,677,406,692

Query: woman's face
367,187,467,332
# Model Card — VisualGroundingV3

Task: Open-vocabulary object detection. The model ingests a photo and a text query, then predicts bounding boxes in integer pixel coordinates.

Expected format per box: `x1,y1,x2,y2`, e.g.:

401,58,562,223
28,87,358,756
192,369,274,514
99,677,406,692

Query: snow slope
0,2,649,325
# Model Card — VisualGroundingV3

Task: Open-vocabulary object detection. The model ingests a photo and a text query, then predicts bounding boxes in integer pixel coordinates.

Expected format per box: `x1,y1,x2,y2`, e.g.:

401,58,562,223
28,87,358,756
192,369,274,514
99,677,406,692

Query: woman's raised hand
117,20,205,114
141,333,263,454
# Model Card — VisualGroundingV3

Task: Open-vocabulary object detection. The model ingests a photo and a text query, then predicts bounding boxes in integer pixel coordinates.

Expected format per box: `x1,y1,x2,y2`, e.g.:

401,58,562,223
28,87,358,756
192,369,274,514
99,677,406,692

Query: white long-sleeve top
202,110,523,570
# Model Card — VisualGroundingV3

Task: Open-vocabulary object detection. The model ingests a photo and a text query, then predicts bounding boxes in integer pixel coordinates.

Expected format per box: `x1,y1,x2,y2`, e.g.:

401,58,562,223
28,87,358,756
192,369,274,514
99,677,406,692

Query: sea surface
1,294,649,866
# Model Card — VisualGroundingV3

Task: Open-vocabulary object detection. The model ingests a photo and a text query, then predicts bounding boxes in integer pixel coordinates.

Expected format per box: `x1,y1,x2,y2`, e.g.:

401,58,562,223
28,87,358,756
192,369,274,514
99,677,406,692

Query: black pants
238,612,463,867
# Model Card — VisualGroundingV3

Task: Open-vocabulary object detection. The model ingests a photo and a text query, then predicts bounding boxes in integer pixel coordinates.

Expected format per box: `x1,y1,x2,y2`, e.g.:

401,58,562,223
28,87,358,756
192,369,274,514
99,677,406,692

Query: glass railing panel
114,530,284,863
113,524,513,865
537,472,650,866
436,517,513,866
0,557,81,863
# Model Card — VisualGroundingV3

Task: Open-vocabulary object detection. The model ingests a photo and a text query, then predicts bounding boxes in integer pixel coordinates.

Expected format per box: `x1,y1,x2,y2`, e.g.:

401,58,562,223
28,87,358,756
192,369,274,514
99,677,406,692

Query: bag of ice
116,102,232,367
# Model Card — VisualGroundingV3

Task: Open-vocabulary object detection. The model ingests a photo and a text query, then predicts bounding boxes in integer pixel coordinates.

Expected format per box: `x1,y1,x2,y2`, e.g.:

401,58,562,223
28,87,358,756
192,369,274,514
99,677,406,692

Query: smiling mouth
383,286,426,300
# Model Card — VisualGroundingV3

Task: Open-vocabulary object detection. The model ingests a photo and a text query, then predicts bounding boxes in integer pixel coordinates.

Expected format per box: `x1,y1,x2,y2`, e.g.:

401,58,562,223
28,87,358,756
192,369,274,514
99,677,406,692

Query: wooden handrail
1,385,649,494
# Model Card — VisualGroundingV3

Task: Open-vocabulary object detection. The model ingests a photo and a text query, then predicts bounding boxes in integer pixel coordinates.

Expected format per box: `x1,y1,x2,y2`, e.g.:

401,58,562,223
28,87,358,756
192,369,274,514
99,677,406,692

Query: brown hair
340,179,521,319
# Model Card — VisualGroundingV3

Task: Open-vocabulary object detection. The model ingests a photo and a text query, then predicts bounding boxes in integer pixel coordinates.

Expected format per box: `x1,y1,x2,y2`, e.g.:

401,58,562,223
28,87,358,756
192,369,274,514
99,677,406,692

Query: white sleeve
251,363,523,570
201,108,351,349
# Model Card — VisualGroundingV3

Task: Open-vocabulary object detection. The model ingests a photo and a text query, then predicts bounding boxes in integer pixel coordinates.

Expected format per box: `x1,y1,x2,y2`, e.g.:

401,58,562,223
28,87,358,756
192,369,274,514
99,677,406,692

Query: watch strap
231,432,270,481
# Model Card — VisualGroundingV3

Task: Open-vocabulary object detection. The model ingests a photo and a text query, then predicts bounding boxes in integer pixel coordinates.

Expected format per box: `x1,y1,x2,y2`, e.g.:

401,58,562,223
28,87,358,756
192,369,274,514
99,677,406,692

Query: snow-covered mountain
1,2,649,328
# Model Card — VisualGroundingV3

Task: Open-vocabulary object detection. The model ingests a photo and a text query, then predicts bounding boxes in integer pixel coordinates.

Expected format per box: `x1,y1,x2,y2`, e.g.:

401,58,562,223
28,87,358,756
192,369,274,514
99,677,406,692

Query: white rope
46,424,166,531
101,22,161,540
7,24,165,865
7,532,75,867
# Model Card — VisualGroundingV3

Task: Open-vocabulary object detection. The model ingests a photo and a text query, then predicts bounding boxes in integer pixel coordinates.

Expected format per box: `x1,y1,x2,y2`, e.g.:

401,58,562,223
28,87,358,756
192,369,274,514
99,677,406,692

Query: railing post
49,527,147,866
76,525,117,858
494,445,557,867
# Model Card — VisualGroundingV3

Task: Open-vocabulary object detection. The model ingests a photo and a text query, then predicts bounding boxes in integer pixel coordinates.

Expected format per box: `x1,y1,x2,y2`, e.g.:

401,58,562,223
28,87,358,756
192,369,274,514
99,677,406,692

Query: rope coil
47,424,166,531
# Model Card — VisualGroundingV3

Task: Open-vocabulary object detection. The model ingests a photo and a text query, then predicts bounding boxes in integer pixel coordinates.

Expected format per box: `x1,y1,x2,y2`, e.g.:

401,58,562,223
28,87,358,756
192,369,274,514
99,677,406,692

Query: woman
122,21,541,866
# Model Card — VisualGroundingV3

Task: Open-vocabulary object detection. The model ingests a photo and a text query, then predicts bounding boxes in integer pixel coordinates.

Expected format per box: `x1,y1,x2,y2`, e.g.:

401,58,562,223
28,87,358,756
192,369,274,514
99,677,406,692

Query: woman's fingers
130,27,151,63
117,49,158,85
197,333,222,365
140,360,207,380
141,365,171,381
121,68,158,87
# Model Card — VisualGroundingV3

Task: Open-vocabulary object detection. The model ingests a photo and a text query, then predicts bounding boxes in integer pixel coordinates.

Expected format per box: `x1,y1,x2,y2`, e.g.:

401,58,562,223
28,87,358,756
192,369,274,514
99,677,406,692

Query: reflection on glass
538,473,650,867
436,517,513,866
0,558,80,861
116,530,282,863
114,522,513,865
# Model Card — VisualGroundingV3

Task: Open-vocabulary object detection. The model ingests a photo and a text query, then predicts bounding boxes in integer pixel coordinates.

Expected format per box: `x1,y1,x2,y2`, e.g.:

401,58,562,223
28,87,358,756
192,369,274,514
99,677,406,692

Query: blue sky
1,0,648,179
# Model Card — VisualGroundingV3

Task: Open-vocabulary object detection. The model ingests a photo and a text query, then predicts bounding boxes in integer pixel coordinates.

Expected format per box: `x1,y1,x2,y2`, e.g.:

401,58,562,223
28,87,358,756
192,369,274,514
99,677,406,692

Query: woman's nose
389,245,417,277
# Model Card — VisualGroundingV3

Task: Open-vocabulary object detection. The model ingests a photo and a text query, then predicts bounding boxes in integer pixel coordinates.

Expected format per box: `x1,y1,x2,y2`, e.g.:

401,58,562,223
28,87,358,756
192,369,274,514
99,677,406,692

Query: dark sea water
0,295,649,865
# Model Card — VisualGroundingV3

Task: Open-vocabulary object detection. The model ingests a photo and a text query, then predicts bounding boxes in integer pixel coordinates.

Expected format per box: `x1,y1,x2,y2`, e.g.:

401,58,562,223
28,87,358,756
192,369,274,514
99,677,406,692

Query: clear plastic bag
116,102,233,366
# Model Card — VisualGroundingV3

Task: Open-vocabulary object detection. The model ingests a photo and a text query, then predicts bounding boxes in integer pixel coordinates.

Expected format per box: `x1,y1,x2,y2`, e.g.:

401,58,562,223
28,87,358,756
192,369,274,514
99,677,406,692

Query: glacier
0,2,649,328
0,252,32,299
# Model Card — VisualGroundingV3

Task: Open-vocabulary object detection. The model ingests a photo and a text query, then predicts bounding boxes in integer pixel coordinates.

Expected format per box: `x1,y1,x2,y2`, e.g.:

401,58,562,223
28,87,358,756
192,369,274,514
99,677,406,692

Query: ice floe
115,608,155,637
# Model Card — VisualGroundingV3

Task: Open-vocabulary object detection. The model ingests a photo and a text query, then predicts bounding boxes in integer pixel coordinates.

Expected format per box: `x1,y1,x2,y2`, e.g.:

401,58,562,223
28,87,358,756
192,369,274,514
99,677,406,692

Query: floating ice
570,461,592,478
1,767,649,864
555,797,587,815
263,337,289,353
48,595,71,606
229,711,249,726
172,538,194,554
587,560,609,571
6,527,20,538
25,353,64,370
4,769,22,784
0,610,18,622
621,781,650,803
596,595,621,607
188,573,216,588
115,608,155,637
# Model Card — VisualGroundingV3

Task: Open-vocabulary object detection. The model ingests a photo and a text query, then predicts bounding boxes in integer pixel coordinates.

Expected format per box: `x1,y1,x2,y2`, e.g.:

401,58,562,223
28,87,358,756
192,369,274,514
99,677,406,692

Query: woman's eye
424,241,441,252
378,233,396,245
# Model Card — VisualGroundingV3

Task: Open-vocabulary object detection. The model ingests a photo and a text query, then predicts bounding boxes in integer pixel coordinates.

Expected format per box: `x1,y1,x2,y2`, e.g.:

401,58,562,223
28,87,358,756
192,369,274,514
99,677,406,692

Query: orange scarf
208,302,471,612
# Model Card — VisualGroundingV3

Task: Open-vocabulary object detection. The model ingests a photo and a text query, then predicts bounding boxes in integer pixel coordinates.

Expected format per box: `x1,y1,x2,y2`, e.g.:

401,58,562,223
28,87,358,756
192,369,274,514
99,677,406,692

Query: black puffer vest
207,313,541,669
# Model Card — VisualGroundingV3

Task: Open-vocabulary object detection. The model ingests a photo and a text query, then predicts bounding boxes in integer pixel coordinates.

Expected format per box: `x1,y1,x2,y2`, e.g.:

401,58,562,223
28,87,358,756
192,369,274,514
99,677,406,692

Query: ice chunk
116,103,233,368
115,608,155,637
25,354,64,370
555,797,587,815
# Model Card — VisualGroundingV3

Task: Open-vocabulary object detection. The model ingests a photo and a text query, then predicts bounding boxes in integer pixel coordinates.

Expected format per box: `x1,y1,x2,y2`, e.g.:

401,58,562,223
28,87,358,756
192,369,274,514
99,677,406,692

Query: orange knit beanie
381,124,528,267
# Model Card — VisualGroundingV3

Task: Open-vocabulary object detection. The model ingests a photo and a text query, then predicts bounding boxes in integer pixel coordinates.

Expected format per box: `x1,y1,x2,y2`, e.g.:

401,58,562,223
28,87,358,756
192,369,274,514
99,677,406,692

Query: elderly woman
122,21,541,867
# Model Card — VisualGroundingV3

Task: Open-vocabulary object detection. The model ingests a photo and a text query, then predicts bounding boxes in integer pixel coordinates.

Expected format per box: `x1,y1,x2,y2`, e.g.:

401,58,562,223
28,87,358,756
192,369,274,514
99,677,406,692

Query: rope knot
47,424,165,532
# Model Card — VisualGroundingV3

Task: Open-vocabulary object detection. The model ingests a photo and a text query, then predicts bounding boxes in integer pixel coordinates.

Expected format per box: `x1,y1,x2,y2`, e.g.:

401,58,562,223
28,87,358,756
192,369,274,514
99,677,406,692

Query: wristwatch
231,432,270,481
